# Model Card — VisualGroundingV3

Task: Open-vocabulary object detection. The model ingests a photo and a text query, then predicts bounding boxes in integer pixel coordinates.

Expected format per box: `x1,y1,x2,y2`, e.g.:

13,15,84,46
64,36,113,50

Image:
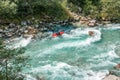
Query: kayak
52,31,64,37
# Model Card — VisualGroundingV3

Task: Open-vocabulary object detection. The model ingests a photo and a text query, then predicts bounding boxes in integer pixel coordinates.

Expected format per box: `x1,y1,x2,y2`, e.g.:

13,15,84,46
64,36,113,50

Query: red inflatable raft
52,31,64,37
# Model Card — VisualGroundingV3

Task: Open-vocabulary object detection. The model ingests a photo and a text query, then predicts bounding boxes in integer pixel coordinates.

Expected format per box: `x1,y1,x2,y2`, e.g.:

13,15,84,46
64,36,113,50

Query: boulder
0,29,4,33
114,63,120,69
87,20,96,27
0,34,2,38
21,21,27,26
27,27,38,35
88,31,94,36
9,23,16,28
103,75,120,80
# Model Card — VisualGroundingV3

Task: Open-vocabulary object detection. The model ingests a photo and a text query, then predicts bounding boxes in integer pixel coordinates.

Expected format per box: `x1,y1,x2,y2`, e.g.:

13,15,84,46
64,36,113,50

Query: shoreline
0,18,76,40
0,17,120,42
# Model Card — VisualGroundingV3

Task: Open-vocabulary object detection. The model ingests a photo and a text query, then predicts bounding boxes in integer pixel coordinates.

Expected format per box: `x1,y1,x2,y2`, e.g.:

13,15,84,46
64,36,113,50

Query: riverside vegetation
0,0,120,24
0,39,29,80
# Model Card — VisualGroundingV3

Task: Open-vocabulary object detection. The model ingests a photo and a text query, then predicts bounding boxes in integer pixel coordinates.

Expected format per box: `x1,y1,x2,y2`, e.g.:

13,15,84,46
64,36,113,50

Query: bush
0,0,17,18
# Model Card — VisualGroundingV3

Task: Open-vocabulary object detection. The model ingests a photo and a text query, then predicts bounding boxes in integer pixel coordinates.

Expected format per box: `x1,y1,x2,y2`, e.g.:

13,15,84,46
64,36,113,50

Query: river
11,24,120,80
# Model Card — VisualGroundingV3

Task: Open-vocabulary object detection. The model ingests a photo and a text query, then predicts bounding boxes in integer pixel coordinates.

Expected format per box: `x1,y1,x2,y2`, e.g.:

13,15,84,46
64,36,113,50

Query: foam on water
92,50,119,60
37,28,102,56
62,28,101,39
8,35,32,48
102,24,120,30
87,49,119,70
24,62,72,80
24,74,36,80
84,70,109,80
22,24,120,80
24,62,109,80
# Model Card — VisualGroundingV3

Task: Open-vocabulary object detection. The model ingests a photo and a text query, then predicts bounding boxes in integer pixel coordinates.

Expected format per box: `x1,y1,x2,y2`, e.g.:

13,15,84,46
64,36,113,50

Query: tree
0,0,17,18
100,0,120,21
0,39,28,80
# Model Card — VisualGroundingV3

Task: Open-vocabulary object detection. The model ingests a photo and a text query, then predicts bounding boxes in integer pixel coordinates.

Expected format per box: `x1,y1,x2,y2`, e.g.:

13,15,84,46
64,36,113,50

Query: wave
39,28,102,55
93,50,119,60
63,28,101,41
84,70,109,80
87,50,119,70
23,62,109,80
23,62,72,80
7,35,33,48
102,24,120,30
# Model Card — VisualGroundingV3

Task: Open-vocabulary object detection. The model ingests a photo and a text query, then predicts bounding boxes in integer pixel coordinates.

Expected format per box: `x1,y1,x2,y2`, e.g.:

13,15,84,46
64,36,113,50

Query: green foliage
67,3,80,13
0,0,119,22
12,0,70,20
0,0,17,18
99,0,120,21
0,39,28,80
67,0,86,8
68,0,120,21
45,1,69,20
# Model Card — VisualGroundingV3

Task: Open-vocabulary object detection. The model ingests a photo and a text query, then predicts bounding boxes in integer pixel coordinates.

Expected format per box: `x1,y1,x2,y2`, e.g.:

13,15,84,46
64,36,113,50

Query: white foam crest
62,28,91,39
24,74,36,80
88,50,119,65
93,50,119,60
84,70,109,80
8,35,33,48
102,24,120,30
30,62,72,73
63,28,101,39
87,50,119,69
108,50,119,58
93,44,119,59
23,62,109,80
25,62,73,80
37,28,102,56
91,60,117,69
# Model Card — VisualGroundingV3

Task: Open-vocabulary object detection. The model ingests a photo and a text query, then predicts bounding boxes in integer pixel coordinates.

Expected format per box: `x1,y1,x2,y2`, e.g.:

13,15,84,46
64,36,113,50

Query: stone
9,23,15,27
103,75,120,80
87,20,96,27
88,31,94,36
21,21,27,26
0,29,3,33
0,34,2,38
114,64,120,69
27,27,37,35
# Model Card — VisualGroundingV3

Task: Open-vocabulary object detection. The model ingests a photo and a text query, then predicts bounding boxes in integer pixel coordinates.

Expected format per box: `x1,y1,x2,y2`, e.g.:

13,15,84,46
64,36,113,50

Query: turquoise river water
11,24,120,80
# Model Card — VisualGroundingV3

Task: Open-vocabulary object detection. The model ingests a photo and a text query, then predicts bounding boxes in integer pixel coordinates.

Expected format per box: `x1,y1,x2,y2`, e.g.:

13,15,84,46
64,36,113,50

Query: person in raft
52,31,64,37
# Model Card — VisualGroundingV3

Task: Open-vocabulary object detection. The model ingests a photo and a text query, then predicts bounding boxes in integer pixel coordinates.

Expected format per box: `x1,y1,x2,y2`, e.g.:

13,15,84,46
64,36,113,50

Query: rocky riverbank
71,14,112,27
0,18,77,41
68,10,115,27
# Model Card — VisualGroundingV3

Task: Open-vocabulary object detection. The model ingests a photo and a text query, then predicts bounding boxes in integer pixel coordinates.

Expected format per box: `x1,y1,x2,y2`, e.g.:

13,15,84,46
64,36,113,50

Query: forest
0,0,120,23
